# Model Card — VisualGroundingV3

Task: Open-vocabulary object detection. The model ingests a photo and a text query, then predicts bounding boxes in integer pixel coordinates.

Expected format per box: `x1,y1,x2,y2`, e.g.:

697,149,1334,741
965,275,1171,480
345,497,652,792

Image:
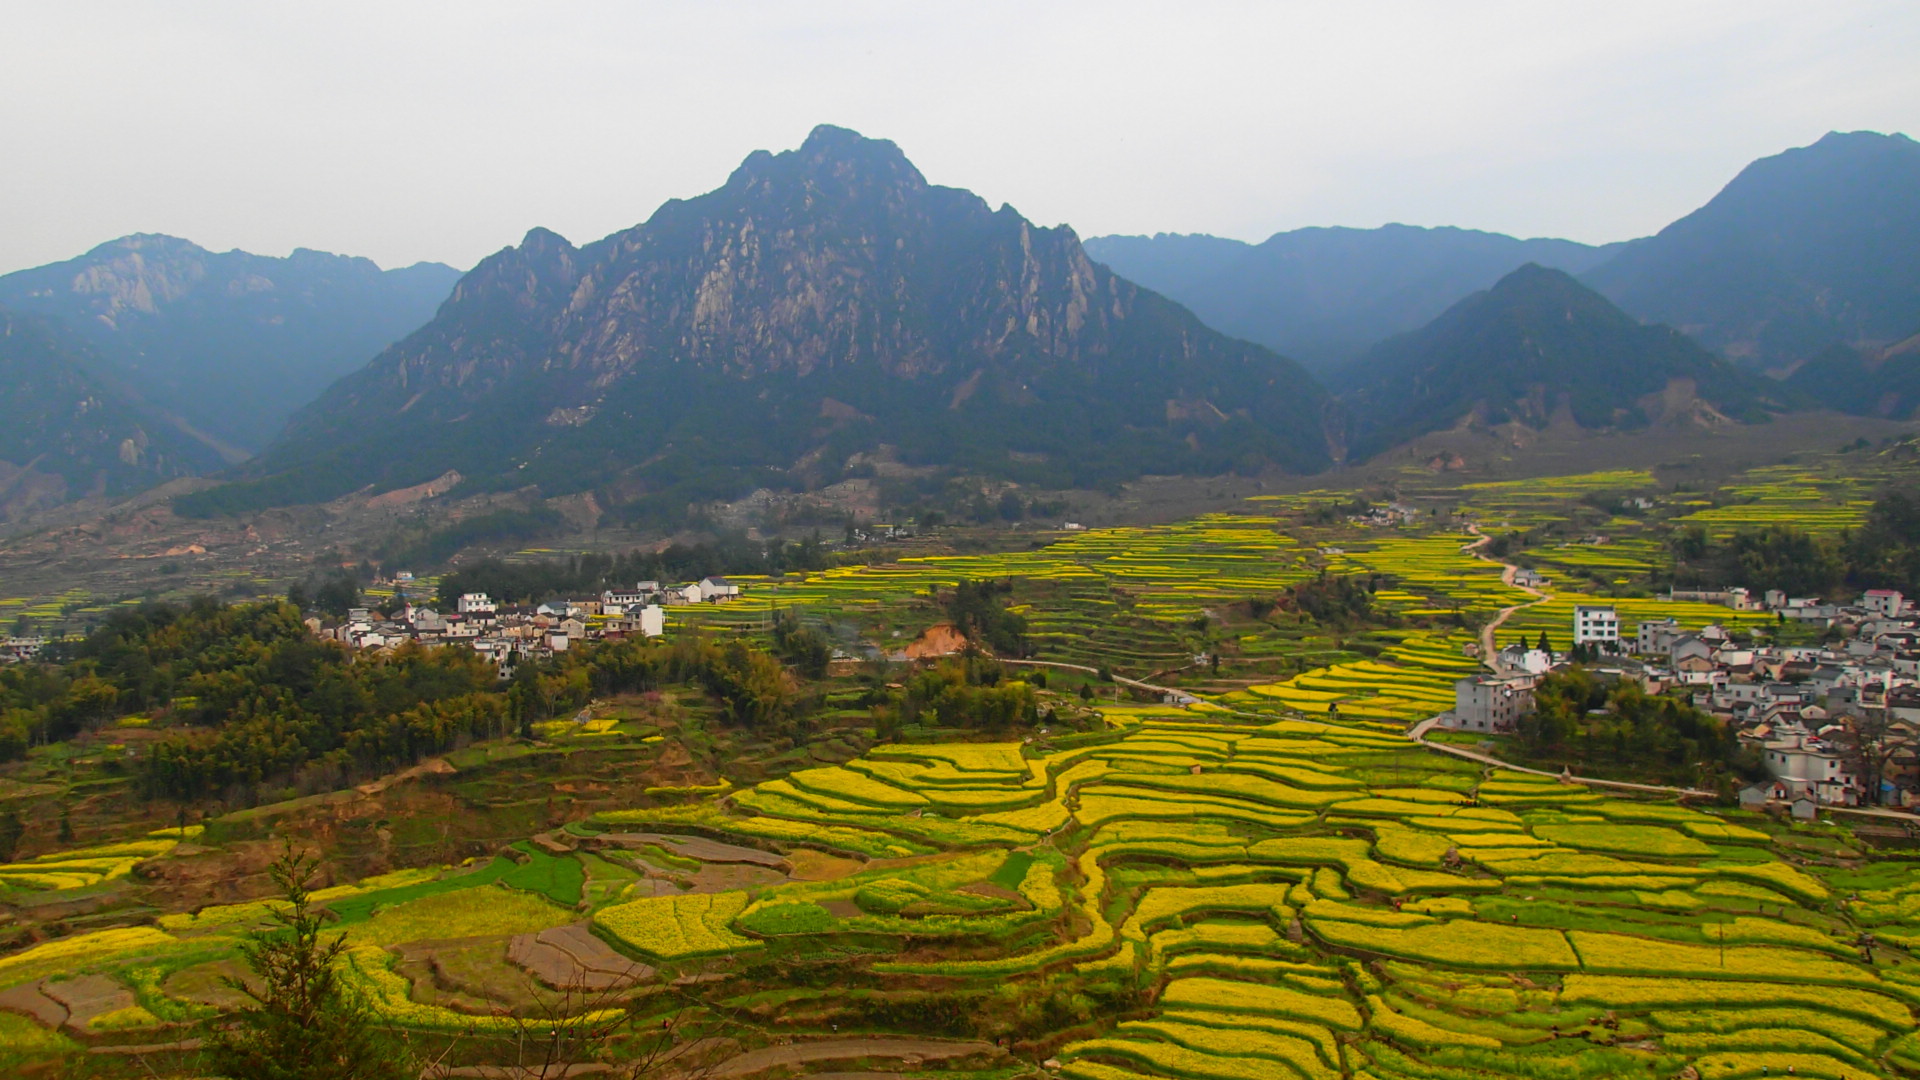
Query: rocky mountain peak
201,126,1336,519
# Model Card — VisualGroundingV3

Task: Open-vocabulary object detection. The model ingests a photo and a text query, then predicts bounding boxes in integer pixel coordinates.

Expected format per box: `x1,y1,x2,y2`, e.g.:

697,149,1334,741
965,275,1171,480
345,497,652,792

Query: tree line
1668,489,1920,598
434,533,837,608
1,597,839,804
1513,666,1760,790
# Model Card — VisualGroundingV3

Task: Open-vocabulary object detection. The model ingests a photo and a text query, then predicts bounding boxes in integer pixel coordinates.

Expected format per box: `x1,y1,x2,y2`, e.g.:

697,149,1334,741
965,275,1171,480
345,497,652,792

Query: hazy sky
4,1,1918,275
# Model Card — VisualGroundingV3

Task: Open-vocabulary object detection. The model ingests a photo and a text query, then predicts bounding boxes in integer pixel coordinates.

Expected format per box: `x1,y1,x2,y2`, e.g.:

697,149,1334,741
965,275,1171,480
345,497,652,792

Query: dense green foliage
2,598,839,801
1516,667,1756,787
435,535,835,607
942,578,1031,656
1669,490,1920,596
875,656,1041,739
1281,571,1382,628
770,610,832,680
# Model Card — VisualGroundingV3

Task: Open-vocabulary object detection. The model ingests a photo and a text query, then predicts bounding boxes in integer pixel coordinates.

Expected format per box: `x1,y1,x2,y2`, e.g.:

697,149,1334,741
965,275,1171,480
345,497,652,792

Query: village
1445,585,1920,811
307,575,745,675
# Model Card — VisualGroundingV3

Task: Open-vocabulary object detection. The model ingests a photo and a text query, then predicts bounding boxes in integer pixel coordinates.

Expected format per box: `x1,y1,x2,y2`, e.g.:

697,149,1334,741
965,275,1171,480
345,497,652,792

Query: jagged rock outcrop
196,125,1336,518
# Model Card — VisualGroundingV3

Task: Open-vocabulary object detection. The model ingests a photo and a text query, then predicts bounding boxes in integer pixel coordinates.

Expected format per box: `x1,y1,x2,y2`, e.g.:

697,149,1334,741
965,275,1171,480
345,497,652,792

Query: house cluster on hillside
314,577,742,675
0,636,49,665
1443,588,1920,810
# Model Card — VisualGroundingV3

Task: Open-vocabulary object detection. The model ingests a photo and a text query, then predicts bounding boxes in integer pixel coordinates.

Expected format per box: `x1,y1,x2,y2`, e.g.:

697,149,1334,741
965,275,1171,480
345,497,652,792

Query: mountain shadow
0,307,227,521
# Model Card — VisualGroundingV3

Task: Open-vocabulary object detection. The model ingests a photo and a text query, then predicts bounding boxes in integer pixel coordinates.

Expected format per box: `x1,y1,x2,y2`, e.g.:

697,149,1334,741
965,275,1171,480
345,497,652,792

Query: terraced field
6,450,1919,1075
13,699,1919,1078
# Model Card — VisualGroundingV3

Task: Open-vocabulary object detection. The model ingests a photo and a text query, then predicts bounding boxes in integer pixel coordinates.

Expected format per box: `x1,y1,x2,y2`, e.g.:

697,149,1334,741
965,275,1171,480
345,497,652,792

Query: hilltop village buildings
314,577,742,675
1445,586,1920,809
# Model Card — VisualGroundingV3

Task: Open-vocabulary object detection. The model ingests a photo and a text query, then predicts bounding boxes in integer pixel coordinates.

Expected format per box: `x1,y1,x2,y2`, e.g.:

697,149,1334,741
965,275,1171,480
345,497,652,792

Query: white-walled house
637,604,665,638
1863,589,1909,617
1761,734,1860,805
697,576,741,602
1573,605,1619,648
458,593,497,616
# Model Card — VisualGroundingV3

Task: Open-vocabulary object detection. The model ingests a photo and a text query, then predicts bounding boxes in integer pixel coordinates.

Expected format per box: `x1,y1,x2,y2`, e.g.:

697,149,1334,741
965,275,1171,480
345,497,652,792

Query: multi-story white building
1636,617,1681,656
1761,734,1860,805
1573,605,1619,648
1447,674,1536,733
1863,589,1908,617
457,592,497,615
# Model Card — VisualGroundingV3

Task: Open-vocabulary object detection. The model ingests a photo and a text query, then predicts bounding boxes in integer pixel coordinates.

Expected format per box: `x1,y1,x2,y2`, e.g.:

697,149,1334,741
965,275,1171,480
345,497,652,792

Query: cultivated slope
198,126,1336,518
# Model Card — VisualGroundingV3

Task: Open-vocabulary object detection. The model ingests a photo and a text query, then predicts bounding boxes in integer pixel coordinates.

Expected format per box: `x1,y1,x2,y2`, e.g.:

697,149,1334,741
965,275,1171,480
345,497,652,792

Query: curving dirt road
1460,525,1551,669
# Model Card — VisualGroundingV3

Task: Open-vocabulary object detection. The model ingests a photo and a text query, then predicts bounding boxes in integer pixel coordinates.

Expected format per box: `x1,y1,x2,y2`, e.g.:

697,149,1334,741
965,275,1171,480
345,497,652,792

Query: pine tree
1536,630,1551,654
208,846,413,1080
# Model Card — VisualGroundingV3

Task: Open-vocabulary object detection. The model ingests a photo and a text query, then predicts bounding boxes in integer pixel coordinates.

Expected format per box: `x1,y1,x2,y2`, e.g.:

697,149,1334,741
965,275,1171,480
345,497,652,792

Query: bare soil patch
507,922,652,992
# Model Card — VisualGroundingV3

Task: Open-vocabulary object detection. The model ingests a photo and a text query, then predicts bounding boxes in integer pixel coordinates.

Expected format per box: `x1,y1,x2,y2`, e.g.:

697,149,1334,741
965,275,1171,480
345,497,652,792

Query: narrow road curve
1460,524,1551,667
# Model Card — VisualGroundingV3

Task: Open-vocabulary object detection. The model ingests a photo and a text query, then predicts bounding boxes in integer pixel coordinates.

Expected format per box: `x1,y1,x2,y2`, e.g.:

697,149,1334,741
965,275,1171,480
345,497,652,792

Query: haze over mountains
1582,131,1920,371
189,125,1336,518
0,308,226,520
1090,130,1920,381
0,236,460,451
1334,265,1780,461
3,126,1917,529
1083,227,1622,374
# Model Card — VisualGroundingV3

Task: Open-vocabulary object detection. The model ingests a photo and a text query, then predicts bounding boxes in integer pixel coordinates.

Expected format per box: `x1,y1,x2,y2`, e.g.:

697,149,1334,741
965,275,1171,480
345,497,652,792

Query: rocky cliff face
0,237,461,450
203,126,1335,518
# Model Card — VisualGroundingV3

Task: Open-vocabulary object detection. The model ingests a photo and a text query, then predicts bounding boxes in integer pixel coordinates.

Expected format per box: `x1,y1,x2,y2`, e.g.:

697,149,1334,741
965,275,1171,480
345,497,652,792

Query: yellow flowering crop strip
593,891,760,961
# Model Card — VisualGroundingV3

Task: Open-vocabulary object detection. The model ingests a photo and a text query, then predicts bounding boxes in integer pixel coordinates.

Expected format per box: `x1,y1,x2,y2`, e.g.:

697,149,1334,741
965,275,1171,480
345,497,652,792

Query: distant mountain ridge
0,236,461,451
1085,225,1621,372
188,125,1337,519
1090,130,1920,396
1584,130,1920,371
1335,265,1783,460
0,307,226,521
1783,331,1920,420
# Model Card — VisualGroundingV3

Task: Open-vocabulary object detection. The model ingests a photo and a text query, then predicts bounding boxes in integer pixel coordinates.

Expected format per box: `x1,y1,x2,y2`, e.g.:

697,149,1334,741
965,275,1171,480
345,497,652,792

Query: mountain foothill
3,126,1917,532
